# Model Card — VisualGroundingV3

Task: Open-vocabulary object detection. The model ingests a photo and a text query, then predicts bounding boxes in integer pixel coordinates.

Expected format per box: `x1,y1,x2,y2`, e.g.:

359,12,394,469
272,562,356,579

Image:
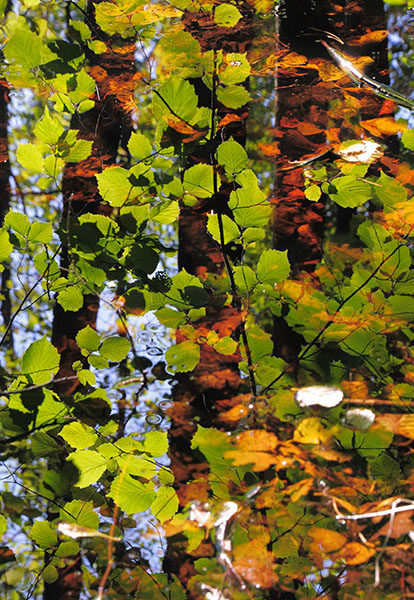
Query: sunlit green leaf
108,473,155,514
57,286,84,312
214,3,242,26
257,249,290,284
183,164,215,198
217,84,250,109
21,337,60,385
207,213,240,244
100,336,131,361
16,143,45,173
60,422,98,449
216,139,248,178
68,449,107,488
76,325,101,353
165,341,200,373
151,486,179,523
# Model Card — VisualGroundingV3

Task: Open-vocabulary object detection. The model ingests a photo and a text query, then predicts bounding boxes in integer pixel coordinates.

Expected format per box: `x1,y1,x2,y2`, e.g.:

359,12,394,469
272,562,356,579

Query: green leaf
4,28,45,69
330,175,372,208
183,164,215,198
5,211,31,236
27,222,53,244
246,325,273,362
65,139,93,162
153,77,198,122
401,128,414,150
76,325,101,353
369,453,401,480
242,227,265,243
108,473,155,514
255,356,286,387
100,336,131,361
305,184,322,202
0,515,6,538
77,369,96,386
257,249,290,284
214,3,242,26
68,449,107,488
0,227,13,261
30,521,58,549
217,84,250,109
31,432,61,457
60,500,99,529
216,139,248,178
155,308,186,329
21,337,60,385
33,107,64,145
375,171,407,207
128,132,152,160
151,487,179,523
214,336,238,355
57,286,84,311
68,69,96,104
229,186,272,227
150,200,179,225
96,166,137,207
60,422,98,449
143,431,169,457
43,564,58,584
219,52,250,84
16,143,45,173
207,213,240,244
88,354,109,369
233,265,257,292
165,340,200,373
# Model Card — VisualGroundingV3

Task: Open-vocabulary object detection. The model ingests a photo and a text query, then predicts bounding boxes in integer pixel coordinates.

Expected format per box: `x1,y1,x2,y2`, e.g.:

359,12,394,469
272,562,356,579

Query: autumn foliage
0,0,414,599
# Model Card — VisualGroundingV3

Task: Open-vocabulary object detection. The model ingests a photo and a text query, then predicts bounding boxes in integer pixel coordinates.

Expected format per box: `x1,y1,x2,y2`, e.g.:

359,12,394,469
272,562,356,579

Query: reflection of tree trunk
273,0,388,370
164,5,254,595
45,3,135,598
0,1,13,351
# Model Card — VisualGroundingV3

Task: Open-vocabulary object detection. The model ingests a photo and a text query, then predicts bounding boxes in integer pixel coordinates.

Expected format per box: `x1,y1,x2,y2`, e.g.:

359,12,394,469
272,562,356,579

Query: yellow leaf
293,417,331,445
309,527,347,553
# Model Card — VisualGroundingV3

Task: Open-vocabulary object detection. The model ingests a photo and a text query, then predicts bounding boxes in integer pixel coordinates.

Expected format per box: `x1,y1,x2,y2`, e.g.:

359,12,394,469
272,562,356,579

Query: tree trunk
45,2,136,598
164,3,255,595
273,0,388,370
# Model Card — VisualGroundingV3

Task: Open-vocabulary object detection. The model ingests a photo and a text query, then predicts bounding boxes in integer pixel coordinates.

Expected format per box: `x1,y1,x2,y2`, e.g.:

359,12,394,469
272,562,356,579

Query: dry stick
262,243,405,393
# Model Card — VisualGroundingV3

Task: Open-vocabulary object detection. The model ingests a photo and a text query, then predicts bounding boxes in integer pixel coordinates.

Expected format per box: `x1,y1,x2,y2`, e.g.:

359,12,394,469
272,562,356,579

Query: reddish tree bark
45,2,136,598
164,3,255,596
273,0,388,368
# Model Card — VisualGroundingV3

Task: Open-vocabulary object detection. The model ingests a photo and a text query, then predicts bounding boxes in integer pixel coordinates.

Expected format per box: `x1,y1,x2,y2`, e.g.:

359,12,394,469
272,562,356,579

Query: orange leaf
360,116,405,137
341,542,376,565
233,430,278,451
258,142,280,157
165,116,199,135
217,113,246,128
224,450,278,471
219,403,249,422
358,30,388,45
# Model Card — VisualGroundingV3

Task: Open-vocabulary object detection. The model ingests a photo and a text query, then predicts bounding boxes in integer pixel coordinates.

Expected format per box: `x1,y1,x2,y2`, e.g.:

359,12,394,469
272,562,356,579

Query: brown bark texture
273,0,388,367
45,2,136,599
164,2,255,595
